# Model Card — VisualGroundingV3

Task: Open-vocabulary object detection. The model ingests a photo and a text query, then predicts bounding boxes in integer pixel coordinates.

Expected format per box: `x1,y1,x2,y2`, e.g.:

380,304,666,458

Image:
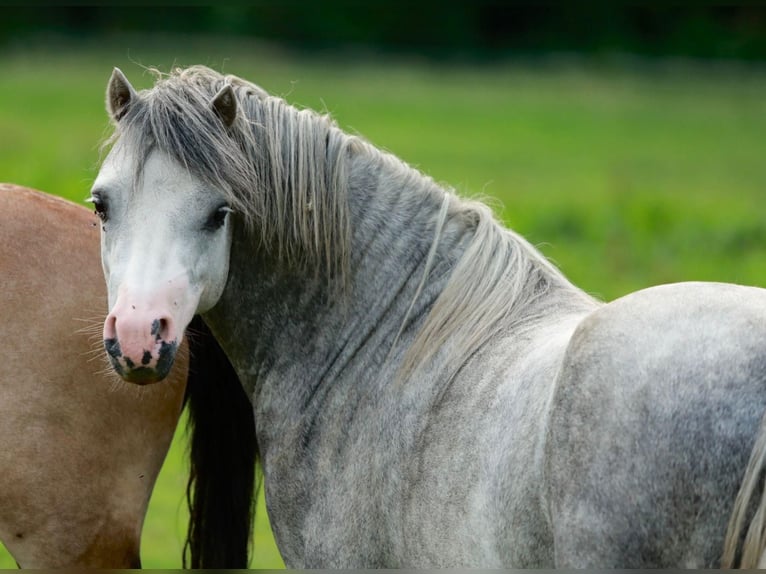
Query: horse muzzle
103,297,180,384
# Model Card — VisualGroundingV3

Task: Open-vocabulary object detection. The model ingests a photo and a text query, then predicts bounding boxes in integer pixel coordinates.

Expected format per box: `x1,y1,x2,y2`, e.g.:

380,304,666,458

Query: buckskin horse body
0,184,186,568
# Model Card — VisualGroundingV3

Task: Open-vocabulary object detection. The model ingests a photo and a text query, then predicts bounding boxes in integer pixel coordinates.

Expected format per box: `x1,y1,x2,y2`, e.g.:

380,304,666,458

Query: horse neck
203,151,471,430
202,148,594,452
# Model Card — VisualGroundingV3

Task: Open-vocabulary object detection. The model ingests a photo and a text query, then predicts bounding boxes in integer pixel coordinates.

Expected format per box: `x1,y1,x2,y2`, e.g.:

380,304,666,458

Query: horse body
0,184,187,567
548,281,766,567
94,66,766,568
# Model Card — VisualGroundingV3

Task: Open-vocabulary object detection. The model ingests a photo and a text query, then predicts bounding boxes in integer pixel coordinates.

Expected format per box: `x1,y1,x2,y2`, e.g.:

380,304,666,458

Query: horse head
94,68,237,384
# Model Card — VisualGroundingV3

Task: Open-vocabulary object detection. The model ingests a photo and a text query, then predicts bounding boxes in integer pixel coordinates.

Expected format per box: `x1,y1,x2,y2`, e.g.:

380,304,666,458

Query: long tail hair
722,409,766,568
183,315,259,568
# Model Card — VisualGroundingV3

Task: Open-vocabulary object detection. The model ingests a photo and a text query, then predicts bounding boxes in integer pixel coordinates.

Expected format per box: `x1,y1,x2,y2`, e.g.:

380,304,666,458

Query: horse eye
204,205,233,231
87,195,108,223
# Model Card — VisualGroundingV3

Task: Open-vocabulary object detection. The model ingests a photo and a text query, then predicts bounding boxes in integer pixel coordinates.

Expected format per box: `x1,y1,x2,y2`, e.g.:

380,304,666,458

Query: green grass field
1,35,765,567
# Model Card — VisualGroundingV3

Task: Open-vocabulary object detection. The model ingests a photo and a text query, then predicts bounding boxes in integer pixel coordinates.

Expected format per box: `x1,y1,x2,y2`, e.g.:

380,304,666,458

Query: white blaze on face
93,146,233,384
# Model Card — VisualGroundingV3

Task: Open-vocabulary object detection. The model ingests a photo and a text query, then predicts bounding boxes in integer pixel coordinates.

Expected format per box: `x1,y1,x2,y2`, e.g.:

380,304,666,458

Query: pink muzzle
103,295,181,384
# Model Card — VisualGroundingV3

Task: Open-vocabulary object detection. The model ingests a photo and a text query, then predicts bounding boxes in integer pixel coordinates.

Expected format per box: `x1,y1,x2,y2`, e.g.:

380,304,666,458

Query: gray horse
92,65,766,568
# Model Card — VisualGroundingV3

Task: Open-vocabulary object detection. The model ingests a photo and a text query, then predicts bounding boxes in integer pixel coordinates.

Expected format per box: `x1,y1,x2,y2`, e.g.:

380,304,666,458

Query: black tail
183,315,259,568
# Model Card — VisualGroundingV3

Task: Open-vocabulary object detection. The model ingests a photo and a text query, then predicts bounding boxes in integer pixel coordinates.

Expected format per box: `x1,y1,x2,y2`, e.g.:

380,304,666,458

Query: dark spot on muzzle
104,337,122,359
103,337,178,385
106,355,125,377
155,339,178,377
104,338,126,376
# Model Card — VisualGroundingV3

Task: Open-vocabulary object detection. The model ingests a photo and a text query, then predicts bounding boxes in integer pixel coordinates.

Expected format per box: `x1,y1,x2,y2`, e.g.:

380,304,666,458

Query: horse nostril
159,318,169,339
104,314,117,341
103,314,122,360
151,316,174,342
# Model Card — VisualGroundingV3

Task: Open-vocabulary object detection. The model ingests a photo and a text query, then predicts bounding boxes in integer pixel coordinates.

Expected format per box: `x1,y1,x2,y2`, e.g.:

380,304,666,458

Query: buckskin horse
0,184,188,568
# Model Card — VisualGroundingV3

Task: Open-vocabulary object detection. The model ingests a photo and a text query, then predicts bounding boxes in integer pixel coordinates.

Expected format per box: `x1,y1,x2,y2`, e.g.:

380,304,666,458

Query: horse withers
94,66,766,568
0,184,186,568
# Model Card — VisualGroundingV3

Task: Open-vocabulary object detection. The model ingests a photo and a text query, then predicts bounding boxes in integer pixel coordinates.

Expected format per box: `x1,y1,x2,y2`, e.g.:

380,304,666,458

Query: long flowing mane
108,65,595,383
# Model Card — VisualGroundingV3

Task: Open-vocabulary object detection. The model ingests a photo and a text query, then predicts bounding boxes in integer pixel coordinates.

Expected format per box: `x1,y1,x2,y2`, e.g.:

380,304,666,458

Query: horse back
546,281,766,567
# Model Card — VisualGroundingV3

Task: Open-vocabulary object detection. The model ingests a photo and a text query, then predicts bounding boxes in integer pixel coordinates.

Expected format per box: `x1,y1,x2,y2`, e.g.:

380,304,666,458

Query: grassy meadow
1,35,765,567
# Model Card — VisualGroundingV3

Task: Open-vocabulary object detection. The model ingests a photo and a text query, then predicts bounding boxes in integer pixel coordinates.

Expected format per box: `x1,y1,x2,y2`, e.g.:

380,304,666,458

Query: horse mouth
104,337,178,385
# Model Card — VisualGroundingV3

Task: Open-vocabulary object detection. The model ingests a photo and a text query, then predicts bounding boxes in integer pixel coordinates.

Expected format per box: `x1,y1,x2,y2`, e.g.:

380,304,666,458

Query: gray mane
108,65,594,382
394,189,596,382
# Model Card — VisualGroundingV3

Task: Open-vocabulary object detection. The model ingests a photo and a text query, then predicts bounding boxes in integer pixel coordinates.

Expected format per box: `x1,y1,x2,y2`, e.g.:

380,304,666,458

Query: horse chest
257,338,568,568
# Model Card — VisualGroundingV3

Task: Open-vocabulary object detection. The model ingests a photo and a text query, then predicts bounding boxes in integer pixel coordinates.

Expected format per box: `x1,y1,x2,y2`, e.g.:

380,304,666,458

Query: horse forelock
105,65,354,286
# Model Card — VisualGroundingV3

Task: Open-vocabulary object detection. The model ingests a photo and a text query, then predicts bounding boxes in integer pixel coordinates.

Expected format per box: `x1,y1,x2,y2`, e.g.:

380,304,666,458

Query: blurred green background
1,3,765,569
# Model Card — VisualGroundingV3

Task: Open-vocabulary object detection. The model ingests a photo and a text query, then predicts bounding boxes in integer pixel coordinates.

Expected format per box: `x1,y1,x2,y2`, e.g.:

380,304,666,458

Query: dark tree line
3,3,765,61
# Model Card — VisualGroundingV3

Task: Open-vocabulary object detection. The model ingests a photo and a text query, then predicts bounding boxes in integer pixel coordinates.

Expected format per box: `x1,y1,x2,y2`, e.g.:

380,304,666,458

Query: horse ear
106,67,137,123
211,84,237,127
